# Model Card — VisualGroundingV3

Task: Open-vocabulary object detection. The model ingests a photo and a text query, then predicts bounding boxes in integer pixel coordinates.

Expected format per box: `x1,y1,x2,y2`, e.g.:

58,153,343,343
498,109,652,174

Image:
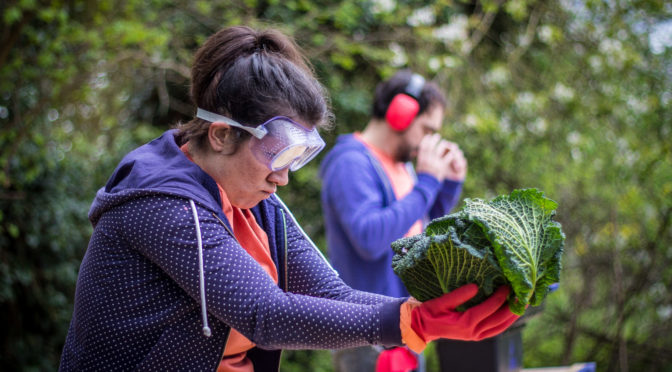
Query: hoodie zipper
212,211,285,371
271,208,289,372
211,211,236,368
279,209,289,292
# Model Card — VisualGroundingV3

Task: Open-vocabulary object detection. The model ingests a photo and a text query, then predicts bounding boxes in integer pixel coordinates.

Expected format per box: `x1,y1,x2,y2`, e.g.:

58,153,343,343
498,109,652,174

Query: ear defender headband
385,73,426,131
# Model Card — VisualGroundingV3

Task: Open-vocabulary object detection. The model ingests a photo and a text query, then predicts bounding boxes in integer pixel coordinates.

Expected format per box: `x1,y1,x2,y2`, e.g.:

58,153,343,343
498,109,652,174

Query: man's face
394,104,444,162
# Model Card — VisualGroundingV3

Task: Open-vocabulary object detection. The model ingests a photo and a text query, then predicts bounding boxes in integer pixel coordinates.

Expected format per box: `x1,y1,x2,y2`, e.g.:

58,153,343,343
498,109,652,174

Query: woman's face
203,123,290,209
221,140,290,208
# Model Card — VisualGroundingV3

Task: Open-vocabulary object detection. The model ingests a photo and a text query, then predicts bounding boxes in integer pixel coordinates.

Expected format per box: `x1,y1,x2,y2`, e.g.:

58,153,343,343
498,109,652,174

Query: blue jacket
319,134,463,297
60,130,404,371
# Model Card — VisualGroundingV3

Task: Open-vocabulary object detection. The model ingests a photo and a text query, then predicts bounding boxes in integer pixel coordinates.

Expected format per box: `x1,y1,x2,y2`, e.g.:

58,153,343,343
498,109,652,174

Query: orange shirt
218,184,279,359
180,144,277,372
354,133,423,237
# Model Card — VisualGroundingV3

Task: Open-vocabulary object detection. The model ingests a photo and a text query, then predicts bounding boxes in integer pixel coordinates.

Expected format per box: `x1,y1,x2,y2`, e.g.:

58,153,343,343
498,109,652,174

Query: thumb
423,284,479,311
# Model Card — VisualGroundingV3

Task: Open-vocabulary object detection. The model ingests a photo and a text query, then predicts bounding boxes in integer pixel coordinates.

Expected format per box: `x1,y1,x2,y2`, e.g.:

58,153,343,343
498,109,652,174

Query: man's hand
416,134,467,182
442,141,467,182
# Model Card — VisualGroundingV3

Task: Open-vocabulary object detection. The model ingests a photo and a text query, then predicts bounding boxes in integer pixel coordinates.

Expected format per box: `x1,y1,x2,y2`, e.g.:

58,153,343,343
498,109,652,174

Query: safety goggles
196,108,325,171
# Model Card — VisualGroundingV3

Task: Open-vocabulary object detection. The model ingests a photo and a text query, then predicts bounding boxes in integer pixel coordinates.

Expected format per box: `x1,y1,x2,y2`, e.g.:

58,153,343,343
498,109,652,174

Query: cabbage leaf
392,188,565,315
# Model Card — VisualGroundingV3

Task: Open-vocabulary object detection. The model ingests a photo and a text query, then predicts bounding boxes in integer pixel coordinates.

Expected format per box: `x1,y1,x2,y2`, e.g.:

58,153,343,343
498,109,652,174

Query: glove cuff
400,299,426,354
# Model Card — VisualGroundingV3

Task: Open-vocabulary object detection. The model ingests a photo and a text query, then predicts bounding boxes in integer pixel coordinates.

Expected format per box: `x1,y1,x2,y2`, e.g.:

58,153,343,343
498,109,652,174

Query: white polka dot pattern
60,190,404,371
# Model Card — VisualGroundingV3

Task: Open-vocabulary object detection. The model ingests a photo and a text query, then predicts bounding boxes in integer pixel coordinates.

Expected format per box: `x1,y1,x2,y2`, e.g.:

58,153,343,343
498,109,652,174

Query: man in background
319,70,468,371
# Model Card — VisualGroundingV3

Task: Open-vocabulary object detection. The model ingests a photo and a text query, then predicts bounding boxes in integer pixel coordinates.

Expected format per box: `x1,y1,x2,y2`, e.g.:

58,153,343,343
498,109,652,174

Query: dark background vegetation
1,0,670,371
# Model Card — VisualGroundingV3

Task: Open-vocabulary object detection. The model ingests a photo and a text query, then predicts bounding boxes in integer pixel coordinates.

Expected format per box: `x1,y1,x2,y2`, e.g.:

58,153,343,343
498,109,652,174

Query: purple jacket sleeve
428,179,463,219
124,195,403,350
282,203,403,305
322,150,442,262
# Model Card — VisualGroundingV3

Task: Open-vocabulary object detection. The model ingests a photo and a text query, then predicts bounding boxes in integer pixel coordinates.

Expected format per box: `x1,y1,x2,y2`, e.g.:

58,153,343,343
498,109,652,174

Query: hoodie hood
89,129,222,226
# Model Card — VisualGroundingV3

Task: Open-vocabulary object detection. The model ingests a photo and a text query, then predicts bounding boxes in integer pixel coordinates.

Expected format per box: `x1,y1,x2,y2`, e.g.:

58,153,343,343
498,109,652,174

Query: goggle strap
196,108,267,139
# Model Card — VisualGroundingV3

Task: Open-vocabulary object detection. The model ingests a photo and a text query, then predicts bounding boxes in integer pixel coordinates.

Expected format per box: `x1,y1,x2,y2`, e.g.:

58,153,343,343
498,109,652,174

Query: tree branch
550,307,672,364
0,11,34,70
464,0,505,55
508,2,543,64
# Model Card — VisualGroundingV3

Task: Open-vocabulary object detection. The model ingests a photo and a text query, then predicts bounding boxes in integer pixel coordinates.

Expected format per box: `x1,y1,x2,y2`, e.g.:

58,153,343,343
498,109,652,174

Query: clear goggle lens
196,108,325,171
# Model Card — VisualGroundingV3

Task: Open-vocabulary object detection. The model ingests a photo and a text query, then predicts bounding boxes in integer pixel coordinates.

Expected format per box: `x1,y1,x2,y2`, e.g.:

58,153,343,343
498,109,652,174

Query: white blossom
428,57,441,72
464,114,478,128
47,109,59,122
626,96,648,114
515,91,536,110
433,15,468,43
599,38,626,68
553,83,575,103
649,19,672,55
538,25,554,44
527,117,548,135
371,0,396,15
443,56,460,68
407,6,435,27
482,65,509,86
567,131,581,146
389,42,407,67
588,55,602,72
499,114,512,133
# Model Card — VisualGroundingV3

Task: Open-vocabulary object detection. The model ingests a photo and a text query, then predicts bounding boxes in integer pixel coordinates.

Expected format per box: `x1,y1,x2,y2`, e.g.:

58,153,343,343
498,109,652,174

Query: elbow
351,226,391,262
357,246,387,262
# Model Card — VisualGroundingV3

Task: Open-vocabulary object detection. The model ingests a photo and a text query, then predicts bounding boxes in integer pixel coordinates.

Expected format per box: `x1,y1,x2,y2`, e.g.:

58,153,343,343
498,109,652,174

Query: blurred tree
1,0,670,371
0,0,175,369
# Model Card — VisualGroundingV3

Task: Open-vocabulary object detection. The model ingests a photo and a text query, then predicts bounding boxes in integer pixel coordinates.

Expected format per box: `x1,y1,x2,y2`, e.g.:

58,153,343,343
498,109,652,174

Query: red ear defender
385,73,426,131
386,94,420,131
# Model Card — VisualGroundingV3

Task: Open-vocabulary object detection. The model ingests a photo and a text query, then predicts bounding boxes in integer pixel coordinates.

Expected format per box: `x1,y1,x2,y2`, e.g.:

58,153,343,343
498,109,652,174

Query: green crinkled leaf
392,235,443,302
392,216,506,306
392,188,565,315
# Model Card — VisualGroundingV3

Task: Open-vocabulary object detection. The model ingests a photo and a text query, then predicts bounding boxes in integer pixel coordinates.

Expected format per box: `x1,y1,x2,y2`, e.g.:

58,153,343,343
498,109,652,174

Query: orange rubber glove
401,284,519,353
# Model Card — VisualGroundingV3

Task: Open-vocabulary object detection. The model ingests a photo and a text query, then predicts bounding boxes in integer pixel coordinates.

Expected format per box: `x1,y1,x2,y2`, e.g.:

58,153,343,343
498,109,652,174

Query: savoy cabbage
391,188,565,315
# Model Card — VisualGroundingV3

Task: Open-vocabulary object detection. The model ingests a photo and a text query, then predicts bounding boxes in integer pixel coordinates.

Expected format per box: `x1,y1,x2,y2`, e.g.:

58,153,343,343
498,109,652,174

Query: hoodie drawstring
189,199,212,337
273,195,337,274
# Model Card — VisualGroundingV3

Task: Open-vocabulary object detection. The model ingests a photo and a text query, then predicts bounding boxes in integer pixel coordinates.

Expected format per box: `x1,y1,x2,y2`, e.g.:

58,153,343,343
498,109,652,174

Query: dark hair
177,26,332,149
371,69,447,120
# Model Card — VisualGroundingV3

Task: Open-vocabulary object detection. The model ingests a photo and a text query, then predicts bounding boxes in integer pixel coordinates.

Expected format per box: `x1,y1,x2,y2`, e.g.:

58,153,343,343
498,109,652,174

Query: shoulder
329,133,367,155
320,135,373,174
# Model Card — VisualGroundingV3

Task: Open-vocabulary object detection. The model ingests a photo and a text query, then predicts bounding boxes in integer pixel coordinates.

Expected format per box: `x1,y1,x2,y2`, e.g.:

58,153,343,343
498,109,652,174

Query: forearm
285,213,402,306
290,270,401,306
428,179,463,219
249,292,404,350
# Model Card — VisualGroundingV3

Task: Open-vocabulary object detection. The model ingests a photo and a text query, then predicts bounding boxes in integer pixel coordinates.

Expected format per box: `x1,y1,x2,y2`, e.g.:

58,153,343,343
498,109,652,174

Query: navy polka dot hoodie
59,130,405,371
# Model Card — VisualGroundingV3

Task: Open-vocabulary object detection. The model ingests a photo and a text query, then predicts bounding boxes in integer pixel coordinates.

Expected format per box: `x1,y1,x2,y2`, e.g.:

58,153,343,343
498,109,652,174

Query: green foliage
281,350,334,372
1,0,671,371
392,189,564,315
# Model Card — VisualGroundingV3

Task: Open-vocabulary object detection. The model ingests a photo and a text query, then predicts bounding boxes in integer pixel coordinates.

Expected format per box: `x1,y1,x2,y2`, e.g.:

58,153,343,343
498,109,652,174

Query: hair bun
256,36,279,53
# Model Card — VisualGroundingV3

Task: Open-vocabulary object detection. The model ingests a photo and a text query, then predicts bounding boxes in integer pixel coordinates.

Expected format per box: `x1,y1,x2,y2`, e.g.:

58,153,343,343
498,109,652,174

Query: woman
59,26,519,372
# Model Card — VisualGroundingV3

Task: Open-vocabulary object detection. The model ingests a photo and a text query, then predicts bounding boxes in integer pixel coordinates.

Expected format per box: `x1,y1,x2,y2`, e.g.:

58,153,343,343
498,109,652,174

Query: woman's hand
412,284,518,342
